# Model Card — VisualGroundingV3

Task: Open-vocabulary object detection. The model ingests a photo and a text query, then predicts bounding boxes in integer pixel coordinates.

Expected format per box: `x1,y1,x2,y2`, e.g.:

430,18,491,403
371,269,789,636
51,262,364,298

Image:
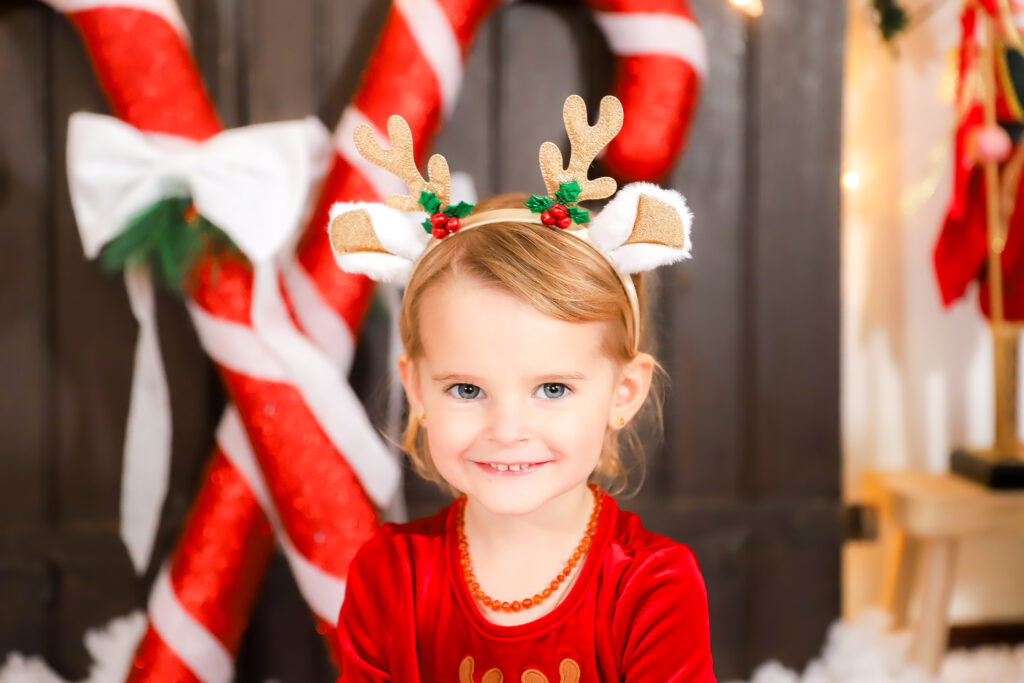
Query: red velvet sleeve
613,544,716,682
335,526,396,682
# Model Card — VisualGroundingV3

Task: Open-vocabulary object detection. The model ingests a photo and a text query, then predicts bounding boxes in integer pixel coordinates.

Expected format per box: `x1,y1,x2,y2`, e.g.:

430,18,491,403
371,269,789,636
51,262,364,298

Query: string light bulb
730,0,764,18
842,171,861,191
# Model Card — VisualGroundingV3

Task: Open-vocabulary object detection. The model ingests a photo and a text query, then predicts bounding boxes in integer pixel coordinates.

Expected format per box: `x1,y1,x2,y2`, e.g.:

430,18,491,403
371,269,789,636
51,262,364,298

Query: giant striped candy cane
46,0,394,678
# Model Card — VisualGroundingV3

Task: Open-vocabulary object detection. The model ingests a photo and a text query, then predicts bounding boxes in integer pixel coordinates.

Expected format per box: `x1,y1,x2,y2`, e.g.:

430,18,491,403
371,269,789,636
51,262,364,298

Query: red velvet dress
335,488,716,682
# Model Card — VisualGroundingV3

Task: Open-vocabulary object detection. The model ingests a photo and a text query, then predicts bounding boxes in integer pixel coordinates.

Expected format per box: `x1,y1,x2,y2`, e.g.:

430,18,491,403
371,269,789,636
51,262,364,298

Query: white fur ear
327,201,430,283
333,251,416,283
587,182,693,274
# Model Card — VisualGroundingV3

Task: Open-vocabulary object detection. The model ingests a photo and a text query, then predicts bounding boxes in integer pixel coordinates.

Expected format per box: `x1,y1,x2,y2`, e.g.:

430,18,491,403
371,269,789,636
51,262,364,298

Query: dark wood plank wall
0,1,844,680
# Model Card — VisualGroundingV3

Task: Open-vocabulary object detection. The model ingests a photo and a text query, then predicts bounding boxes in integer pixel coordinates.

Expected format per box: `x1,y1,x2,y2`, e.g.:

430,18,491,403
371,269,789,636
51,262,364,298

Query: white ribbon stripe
149,566,234,683
41,0,190,40
394,0,464,118
119,263,172,574
591,11,708,78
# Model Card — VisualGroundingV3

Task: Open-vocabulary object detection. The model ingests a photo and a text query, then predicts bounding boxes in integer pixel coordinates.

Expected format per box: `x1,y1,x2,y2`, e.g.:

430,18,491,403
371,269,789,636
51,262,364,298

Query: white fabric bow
68,112,327,262
66,113,401,574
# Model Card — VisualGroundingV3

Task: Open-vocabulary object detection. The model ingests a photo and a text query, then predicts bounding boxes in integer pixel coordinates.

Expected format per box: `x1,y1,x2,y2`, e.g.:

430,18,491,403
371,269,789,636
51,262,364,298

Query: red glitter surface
220,368,380,576
188,251,254,326
168,450,275,654
355,12,442,158
435,0,501,52
582,0,693,17
603,55,701,182
72,9,220,139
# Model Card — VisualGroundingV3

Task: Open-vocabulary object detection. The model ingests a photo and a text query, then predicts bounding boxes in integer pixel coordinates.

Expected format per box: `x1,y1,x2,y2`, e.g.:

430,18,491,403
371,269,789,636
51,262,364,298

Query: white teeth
487,462,539,472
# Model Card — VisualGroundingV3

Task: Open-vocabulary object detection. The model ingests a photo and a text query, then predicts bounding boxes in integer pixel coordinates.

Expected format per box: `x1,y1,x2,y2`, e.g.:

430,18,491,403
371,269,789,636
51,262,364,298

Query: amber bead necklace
456,483,603,613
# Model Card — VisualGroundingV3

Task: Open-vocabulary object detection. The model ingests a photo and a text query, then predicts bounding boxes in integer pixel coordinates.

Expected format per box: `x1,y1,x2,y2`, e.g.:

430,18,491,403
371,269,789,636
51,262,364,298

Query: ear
397,352,424,419
609,352,654,430
587,182,693,274
327,201,430,283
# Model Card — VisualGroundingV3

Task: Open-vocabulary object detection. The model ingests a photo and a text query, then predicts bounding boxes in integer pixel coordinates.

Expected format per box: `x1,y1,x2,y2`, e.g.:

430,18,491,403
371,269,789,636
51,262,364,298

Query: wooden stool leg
884,531,919,629
907,539,957,674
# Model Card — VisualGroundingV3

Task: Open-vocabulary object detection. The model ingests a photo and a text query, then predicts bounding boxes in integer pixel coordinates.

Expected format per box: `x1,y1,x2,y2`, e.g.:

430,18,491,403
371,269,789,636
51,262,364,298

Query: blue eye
535,383,571,399
447,383,482,400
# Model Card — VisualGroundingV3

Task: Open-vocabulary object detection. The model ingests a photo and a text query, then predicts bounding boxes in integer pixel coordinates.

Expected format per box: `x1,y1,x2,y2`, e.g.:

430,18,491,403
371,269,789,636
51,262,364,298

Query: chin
458,473,553,514
471,493,547,517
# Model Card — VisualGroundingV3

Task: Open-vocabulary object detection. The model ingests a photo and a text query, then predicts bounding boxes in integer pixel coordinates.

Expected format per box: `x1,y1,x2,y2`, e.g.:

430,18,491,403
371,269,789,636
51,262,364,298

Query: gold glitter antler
539,95,623,202
353,115,451,212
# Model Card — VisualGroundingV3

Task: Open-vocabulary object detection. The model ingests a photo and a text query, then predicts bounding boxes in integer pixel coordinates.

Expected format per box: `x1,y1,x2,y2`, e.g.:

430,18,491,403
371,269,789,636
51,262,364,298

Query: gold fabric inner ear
330,209,389,254
623,194,686,249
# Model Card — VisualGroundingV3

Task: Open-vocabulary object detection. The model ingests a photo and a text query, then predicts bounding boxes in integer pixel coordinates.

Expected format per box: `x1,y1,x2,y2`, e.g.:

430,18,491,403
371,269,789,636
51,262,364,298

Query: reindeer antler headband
327,94,693,354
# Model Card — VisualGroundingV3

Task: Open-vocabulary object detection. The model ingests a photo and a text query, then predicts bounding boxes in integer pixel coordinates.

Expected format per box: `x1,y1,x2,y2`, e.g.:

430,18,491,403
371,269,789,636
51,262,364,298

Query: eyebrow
432,372,587,383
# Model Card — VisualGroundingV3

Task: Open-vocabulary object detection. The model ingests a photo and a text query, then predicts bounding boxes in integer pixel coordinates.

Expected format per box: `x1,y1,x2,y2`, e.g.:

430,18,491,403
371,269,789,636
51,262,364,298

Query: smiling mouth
475,461,550,476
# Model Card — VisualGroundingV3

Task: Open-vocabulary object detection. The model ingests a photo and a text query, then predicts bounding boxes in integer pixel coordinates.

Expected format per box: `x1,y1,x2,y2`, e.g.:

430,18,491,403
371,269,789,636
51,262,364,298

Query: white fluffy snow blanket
728,610,1024,683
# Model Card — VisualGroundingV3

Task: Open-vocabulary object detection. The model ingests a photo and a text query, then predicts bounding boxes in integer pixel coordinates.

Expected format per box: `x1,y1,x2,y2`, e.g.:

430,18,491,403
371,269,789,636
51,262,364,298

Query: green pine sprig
99,196,237,293
871,0,908,42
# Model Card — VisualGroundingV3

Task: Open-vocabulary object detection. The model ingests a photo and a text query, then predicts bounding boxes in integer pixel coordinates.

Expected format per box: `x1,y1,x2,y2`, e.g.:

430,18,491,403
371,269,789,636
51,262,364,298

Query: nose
486,399,529,445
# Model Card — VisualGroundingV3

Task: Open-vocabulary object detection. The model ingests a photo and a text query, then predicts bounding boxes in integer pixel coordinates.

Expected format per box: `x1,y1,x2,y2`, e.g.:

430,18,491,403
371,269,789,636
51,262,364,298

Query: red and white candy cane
45,0,394,679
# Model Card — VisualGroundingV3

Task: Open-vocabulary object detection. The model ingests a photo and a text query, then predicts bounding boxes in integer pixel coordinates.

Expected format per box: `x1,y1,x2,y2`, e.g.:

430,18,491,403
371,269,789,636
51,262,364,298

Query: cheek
581,392,616,453
425,409,481,459
546,397,612,455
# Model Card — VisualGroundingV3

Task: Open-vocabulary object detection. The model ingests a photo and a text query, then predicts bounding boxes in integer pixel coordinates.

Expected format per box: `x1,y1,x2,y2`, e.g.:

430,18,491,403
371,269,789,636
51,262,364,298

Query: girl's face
398,275,650,518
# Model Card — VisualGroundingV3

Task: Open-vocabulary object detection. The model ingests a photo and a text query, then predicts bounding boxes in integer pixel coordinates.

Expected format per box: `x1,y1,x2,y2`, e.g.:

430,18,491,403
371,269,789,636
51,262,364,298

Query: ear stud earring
616,416,625,426
418,414,426,426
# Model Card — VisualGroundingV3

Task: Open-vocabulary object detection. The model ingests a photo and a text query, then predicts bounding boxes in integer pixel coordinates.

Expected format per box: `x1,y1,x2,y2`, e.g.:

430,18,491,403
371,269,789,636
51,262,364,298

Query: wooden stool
862,470,1024,674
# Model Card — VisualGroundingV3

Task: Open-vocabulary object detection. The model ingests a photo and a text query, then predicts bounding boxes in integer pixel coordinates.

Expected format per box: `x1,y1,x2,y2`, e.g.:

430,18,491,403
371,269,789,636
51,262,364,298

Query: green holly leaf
525,194,553,213
447,201,475,218
418,191,442,214
555,180,581,205
567,206,590,224
421,218,434,233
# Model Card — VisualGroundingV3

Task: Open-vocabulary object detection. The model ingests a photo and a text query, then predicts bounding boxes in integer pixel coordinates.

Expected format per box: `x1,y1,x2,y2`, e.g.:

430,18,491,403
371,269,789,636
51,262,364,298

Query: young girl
328,95,715,682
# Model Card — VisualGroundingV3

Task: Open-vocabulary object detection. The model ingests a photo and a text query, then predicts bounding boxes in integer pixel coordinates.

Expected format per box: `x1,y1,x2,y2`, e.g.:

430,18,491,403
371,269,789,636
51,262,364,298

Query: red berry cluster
429,211,461,239
540,203,572,229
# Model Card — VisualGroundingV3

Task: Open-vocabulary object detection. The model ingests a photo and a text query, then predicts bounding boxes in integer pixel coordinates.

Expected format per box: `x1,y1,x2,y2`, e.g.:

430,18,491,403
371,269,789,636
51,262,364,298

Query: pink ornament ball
974,125,1012,164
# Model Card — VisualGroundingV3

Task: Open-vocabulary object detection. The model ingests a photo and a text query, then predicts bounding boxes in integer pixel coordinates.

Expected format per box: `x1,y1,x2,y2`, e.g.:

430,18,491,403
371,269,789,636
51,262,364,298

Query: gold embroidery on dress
458,656,581,683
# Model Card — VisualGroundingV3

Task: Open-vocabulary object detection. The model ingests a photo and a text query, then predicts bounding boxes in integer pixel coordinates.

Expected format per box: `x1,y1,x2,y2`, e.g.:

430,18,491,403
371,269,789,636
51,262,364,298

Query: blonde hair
398,193,666,499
